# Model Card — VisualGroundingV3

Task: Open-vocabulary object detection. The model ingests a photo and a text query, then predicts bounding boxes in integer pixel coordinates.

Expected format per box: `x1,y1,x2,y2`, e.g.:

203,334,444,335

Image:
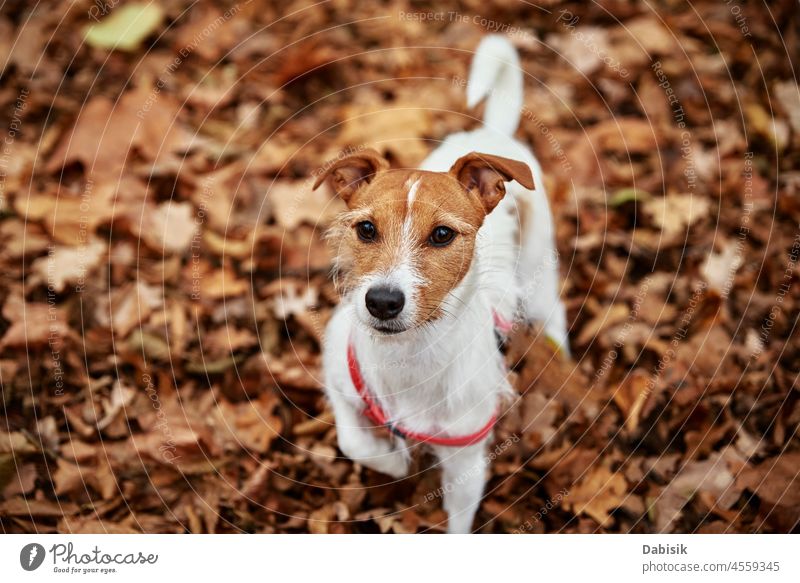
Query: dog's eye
355,221,377,242
429,226,456,247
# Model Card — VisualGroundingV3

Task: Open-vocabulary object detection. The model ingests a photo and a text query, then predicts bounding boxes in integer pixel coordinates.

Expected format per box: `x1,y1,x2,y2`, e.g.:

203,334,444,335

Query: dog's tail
466,35,523,136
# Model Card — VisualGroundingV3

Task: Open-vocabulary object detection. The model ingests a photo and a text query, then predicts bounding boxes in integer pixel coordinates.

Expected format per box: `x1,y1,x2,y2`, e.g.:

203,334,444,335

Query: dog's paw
338,431,409,479
370,445,409,479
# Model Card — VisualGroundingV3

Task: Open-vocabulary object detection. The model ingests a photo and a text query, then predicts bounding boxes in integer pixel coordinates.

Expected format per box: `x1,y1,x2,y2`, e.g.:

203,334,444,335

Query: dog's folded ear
312,148,389,202
449,152,535,213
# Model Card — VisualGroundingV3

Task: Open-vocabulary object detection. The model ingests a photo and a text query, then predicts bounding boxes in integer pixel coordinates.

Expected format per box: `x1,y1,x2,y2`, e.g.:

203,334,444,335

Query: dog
313,35,569,533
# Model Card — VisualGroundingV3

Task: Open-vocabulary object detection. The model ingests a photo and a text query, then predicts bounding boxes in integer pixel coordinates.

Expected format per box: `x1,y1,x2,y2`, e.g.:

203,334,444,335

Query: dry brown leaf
54,458,85,496
0,296,68,350
0,431,37,455
264,279,319,320
269,180,345,230
0,497,79,517
612,369,651,432
563,465,627,527
96,380,137,431
653,449,742,532
547,27,612,76
701,242,743,296
644,193,710,238
576,303,630,346
774,81,800,137
203,326,258,357
212,392,283,454
2,463,38,498
58,516,140,534
47,86,190,180
13,185,115,246
202,267,250,300
30,240,106,293
339,105,432,167
130,202,198,255
109,282,164,338
737,452,800,507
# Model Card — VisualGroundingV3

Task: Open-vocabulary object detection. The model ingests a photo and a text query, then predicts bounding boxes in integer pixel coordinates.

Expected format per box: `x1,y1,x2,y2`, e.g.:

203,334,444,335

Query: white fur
466,35,523,136
322,35,569,533
406,177,421,205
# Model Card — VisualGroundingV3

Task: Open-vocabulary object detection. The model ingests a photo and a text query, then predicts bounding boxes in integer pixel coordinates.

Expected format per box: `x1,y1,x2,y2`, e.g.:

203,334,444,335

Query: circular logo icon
20,543,46,571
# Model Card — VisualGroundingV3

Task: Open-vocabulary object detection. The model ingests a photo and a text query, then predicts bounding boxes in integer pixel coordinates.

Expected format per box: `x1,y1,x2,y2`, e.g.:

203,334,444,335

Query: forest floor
0,0,798,533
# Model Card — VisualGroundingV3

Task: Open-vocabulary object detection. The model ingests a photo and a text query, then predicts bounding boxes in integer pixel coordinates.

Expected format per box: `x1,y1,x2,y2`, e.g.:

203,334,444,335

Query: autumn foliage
0,1,798,533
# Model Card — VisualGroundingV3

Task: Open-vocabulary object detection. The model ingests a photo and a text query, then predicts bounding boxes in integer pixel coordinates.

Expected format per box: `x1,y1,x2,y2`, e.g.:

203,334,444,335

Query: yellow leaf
83,3,164,52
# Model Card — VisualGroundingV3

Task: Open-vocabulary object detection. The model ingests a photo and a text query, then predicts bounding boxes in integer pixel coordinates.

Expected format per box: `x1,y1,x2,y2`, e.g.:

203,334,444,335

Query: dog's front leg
327,393,409,479
436,444,488,533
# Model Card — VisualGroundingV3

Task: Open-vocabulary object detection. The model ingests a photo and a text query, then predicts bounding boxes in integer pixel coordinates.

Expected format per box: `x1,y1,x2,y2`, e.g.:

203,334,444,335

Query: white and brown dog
313,35,569,533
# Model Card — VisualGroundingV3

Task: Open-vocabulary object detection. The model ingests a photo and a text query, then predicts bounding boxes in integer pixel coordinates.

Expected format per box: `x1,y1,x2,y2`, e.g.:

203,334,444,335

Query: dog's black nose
365,286,405,320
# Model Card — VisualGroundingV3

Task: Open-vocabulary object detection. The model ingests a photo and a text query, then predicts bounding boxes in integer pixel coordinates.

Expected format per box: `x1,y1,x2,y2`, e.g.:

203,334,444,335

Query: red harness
493,310,514,335
346,311,511,447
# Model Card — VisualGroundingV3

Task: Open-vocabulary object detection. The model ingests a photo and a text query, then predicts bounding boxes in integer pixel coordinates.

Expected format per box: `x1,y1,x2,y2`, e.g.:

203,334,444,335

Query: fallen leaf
54,458,85,496
212,393,283,454
644,193,710,238
83,3,164,52
131,202,198,255
745,102,790,151
30,240,106,293
737,452,800,507
653,449,742,532
576,303,630,346
96,381,137,431
264,279,319,320
2,463,37,498
0,431,37,455
563,465,627,527
14,185,115,245
203,327,258,357
701,242,743,296
47,88,189,181
269,180,345,230
0,296,68,350
109,282,164,338
59,516,140,534
201,268,250,300
612,369,652,432
0,497,79,517
339,105,432,167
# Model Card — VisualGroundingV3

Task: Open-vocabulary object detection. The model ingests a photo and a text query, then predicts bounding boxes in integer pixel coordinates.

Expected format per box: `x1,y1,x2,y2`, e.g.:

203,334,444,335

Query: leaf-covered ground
1,0,798,533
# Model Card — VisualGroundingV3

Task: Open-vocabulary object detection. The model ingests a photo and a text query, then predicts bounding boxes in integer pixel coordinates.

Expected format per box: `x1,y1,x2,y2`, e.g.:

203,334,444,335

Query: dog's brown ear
449,152,535,213
312,149,389,203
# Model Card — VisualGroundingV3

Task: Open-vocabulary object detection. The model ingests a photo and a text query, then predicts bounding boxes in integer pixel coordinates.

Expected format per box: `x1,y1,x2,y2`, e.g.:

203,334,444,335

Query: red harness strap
347,341,497,447
493,310,514,335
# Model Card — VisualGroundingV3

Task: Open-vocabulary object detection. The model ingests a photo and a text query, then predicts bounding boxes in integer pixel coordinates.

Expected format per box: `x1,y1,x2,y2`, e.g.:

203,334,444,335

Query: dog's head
314,148,533,335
